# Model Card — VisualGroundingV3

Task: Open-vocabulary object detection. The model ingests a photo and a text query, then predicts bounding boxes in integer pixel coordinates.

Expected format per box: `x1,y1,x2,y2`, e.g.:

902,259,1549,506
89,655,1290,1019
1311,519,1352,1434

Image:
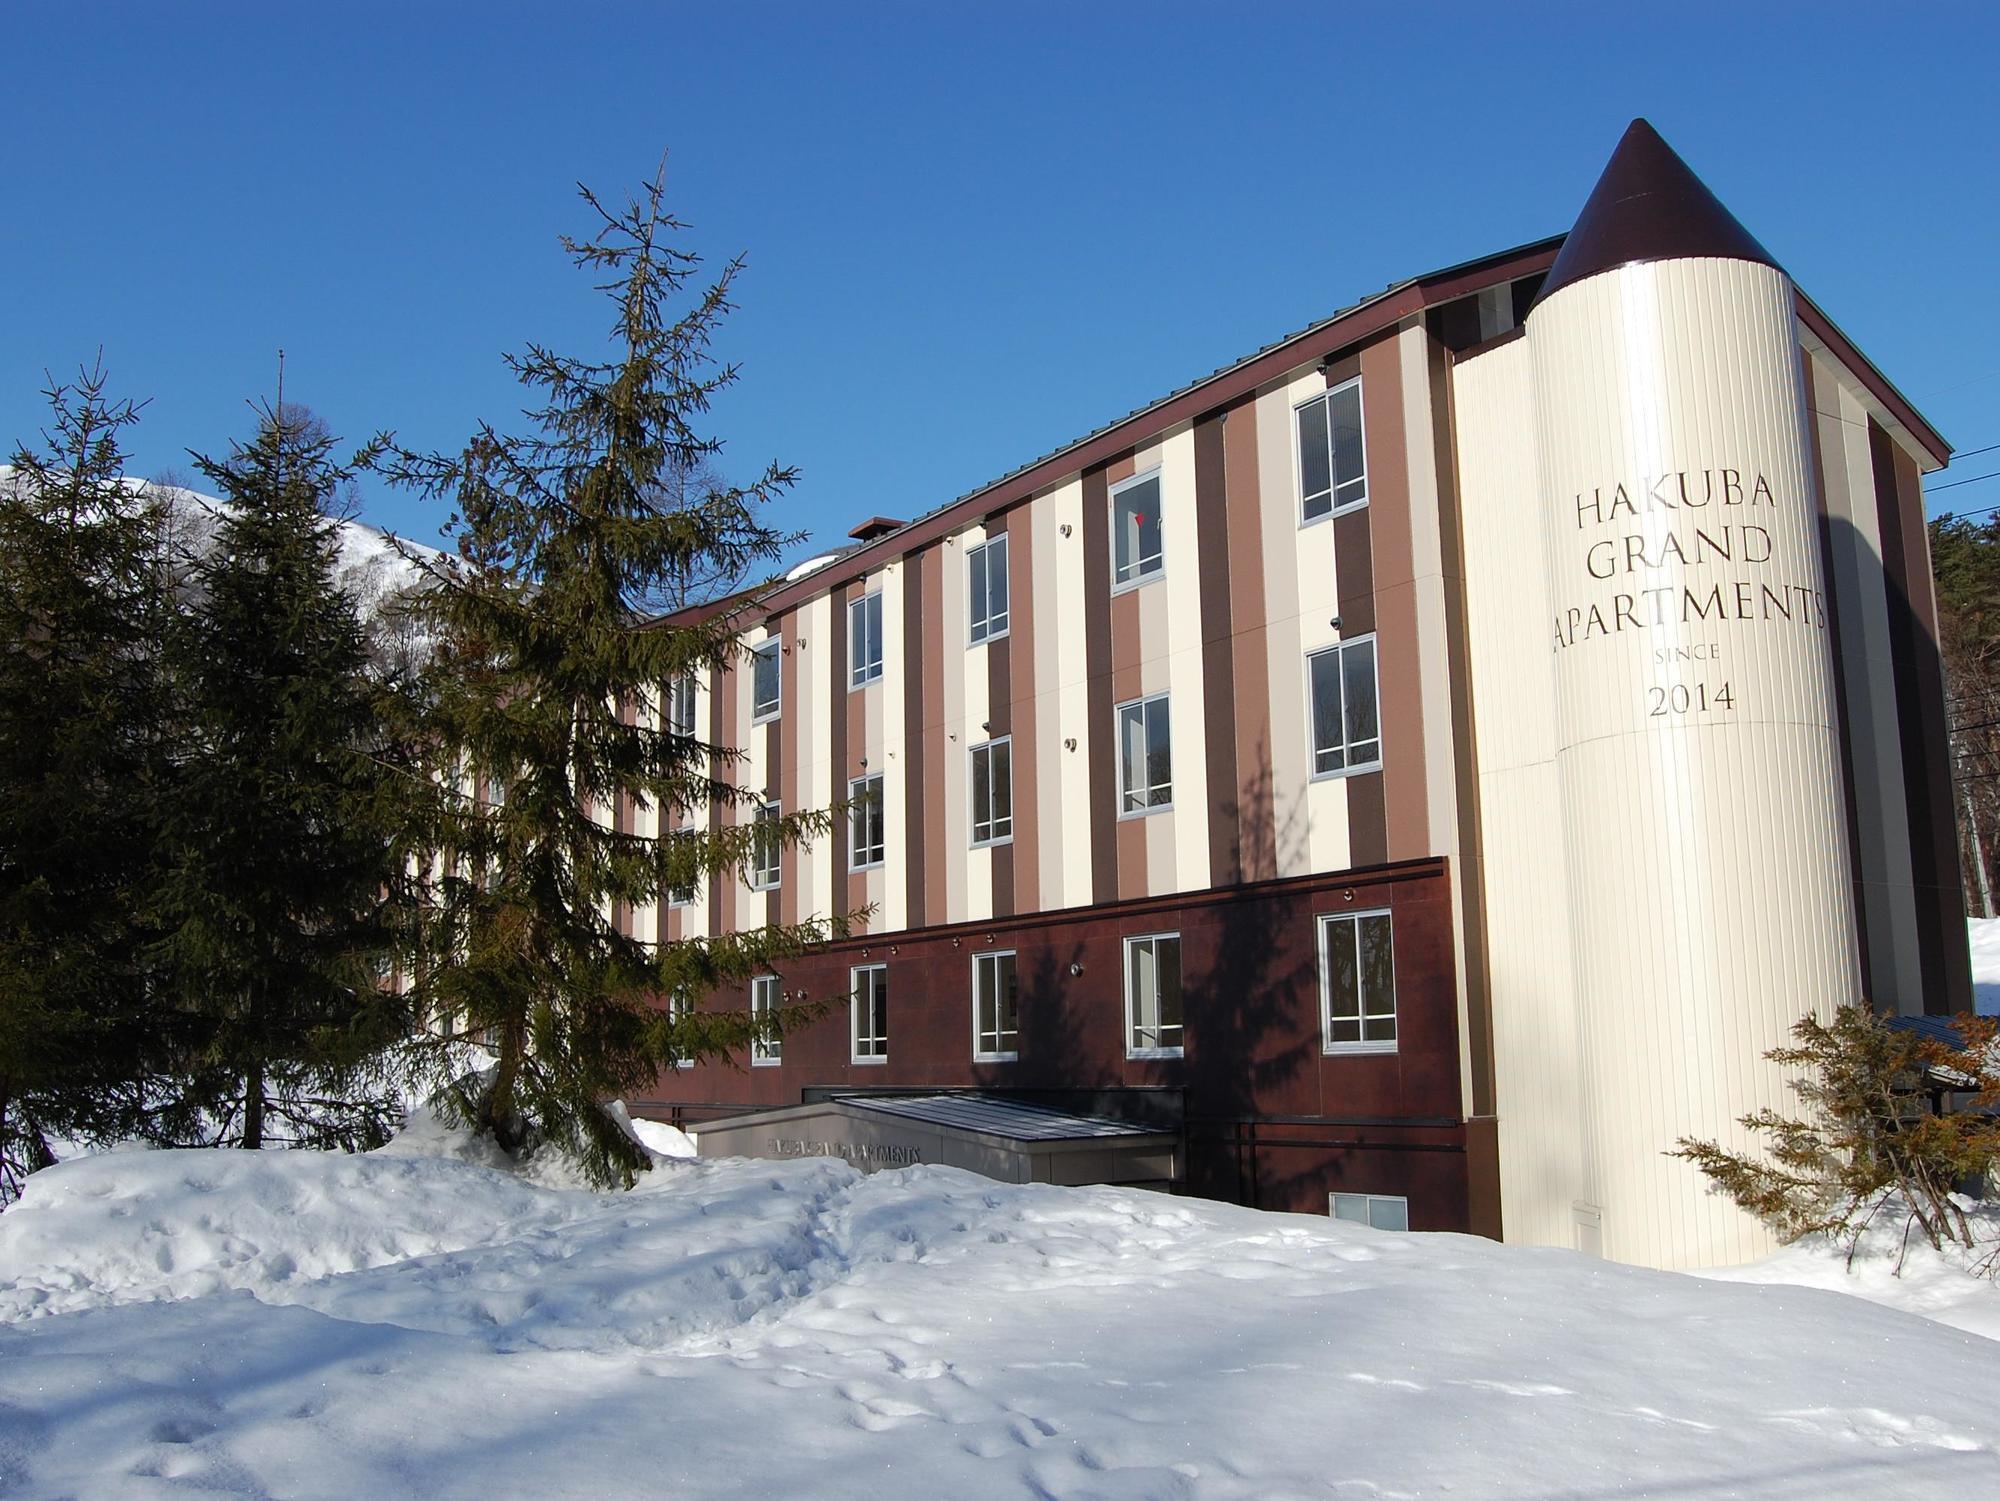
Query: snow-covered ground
2,1125,1996,1500
1969,915,2000,1015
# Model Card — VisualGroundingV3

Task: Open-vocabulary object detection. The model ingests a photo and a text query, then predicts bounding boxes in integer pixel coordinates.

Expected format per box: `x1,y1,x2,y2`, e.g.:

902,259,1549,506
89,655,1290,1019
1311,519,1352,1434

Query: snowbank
1969,914,2000,1014
2,1130,1998,1497
1707,1197,2000,1342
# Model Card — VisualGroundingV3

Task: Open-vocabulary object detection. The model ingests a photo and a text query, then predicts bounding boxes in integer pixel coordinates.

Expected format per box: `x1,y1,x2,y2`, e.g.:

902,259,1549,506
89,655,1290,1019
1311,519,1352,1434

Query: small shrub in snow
1674,1005,2000,1273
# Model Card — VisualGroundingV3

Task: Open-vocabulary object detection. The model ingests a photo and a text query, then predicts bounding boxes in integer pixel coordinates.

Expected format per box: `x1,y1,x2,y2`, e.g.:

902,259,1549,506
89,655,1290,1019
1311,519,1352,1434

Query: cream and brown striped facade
631,126,1966,1266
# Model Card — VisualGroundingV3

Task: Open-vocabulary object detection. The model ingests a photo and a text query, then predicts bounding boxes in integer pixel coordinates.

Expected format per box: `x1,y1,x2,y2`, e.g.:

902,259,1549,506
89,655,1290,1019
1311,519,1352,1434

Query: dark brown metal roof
1534,118,1781,307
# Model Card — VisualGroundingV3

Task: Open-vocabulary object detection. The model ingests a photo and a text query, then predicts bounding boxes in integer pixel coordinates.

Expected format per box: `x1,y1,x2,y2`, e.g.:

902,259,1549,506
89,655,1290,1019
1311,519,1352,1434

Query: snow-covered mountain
143,478,438,628
0,466,439,632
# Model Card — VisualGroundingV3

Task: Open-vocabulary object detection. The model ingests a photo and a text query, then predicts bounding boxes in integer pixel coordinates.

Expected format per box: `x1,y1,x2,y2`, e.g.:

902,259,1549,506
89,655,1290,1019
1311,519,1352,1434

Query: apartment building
629,120,1967,1271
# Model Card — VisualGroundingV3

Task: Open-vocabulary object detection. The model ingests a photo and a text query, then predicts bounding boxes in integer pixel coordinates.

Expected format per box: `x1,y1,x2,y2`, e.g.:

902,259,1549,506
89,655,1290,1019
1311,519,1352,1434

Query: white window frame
1306,635,1382,780
749,800,781,891
971,948,1019,1063
1123,931,1184,1059
1318,908,1397,1054
750,639,781,723
668,673,698,740
1293,376,1369,526
969,736,1013,847
1330,1192,1408,1232
1109,468,1165,591
968,534,1010,645
750,974,782,1066
851,963,889,1064
666,988,694,1069
849,773,885,870
849,591,884,689
667,823,698,908
1115,691,1173,817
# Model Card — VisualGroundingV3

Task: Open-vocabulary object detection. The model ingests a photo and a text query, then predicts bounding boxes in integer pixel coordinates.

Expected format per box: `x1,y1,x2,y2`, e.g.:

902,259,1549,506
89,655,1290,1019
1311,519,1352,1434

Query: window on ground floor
1318,909,1396,1052
1124,932,1183,1058
750,974,781,1066
972,949,1019,1061
851,963,889,1063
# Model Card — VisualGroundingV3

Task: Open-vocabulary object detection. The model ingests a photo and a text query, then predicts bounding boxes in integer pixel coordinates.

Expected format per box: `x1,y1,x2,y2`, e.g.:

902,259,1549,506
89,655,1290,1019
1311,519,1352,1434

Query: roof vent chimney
848,516,905,543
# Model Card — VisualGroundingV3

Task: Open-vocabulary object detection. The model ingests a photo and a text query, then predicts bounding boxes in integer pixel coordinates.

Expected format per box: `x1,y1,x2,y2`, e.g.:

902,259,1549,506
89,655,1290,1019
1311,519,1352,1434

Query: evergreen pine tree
0,363,174,1195
150,404,409,1151
386,165,845,1186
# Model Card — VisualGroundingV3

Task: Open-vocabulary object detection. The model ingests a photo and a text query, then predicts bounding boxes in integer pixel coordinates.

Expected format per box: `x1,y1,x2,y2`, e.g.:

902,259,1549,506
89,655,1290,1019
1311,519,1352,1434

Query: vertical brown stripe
1330,512,1376,635
1109,590,1143,701
922,548,948,925
1008,504,1039,914
1358,334,1413,864
902,557,927,929
1427,329,1494,1121
1225,395,1273,883
1081,468,1119,903
1194,407,1240,886
763,712,781,930
1873,421,1972,1013
843,586,871,922
1802,360,1873,1001
828,583,851,914
1107,487,1149,901
984,525,1015,918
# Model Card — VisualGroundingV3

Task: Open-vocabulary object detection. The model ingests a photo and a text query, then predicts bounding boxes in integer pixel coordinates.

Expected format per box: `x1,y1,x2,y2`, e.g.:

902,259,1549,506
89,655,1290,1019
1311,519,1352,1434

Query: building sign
767,1136,924,1167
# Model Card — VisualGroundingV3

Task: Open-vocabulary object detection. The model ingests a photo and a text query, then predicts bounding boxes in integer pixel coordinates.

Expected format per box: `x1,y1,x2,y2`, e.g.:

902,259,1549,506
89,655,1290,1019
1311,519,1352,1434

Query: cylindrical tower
1526,120,1861,1269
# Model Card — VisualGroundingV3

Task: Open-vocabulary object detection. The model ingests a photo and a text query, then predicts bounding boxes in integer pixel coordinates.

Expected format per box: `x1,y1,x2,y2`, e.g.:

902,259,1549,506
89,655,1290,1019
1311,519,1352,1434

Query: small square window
849,773,885,870
1296,379,1368,524
970,737,1013,846
850,591,884,688
1124,932,1183,1057
973,949,1018,1061
1319,909,1396,1052
968,534,1010,644
1116,693,1172,815
1110,470,1164,588
851,963,889,1063
751,640,781,722
1330,1192,1408,1232
749,801,781,891
1308,636,1381,777
751,974,782,1066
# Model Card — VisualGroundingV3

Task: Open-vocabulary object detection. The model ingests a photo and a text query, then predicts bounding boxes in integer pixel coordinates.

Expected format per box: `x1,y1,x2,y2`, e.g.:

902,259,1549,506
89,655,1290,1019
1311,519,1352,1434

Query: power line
1926,469,2000,495
1933,498,2000,524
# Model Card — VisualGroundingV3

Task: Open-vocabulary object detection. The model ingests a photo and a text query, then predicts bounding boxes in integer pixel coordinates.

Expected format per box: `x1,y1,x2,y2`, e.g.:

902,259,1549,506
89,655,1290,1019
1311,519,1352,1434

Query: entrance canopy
693,1093,1181,1187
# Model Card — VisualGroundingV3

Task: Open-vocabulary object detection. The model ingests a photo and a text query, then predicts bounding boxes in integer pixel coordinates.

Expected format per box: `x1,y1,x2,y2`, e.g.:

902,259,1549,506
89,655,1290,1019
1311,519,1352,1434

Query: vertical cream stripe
1047,480,1094,907
1158,424,1211,894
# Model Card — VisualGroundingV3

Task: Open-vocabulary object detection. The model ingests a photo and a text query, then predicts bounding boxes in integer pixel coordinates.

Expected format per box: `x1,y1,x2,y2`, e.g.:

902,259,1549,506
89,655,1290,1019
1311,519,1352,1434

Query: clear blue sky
5,3,1997,558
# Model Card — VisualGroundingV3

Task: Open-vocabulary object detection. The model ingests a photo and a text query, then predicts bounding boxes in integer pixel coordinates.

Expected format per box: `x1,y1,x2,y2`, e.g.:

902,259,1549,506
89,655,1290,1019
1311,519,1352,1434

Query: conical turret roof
1533,119,1780,307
